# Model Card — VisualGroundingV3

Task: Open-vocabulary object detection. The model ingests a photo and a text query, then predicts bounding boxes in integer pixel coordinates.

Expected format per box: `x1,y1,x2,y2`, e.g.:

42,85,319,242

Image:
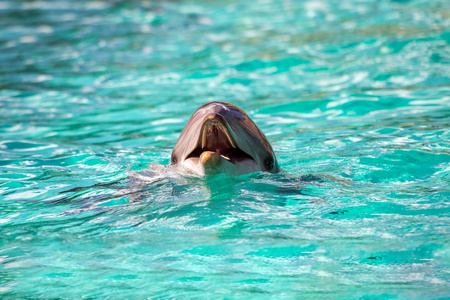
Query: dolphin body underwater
170,101,279,176
88,102,345,209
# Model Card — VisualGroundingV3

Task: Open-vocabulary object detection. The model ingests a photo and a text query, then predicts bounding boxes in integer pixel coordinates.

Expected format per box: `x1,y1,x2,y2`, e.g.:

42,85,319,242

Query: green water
1,0,450,298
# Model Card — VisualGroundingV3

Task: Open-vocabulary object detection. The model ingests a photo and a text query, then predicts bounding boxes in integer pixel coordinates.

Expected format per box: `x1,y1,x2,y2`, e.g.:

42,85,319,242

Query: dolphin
170,101,279,176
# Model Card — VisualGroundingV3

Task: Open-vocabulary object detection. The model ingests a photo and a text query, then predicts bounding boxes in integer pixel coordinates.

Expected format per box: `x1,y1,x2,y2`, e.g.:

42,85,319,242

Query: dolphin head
170,101,279,176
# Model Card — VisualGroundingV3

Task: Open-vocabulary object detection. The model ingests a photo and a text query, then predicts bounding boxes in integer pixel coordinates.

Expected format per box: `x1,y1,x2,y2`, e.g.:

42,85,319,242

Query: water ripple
1,0,449,298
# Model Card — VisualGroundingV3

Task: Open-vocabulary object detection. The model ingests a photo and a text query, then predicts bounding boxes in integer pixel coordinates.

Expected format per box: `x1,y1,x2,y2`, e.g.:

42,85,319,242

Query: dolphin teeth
202,129,206,149
223,128,236,148
201,119,236,149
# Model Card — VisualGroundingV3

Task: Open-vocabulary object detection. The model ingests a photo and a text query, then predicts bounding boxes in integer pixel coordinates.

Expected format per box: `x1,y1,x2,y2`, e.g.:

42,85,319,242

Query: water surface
1,0,449,298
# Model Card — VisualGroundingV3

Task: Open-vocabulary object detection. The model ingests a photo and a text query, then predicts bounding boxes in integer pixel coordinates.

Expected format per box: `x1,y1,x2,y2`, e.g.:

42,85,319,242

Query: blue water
1,0,450,298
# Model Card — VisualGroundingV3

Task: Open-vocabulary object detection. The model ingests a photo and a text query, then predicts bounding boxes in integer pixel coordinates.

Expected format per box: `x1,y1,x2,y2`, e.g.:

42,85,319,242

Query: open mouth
186,114,254,163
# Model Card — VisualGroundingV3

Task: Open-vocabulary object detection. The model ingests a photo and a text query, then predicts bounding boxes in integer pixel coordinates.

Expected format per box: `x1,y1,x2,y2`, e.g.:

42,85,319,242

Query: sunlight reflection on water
0,0,449,298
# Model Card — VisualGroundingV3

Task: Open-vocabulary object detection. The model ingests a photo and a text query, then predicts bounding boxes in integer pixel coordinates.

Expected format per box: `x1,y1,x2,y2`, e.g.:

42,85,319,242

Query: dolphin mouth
186,114,254,164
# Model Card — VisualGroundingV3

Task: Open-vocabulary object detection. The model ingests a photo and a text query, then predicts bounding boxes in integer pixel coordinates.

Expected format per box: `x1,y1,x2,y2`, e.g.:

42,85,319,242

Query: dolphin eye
264,158,274,170
172,156,177,164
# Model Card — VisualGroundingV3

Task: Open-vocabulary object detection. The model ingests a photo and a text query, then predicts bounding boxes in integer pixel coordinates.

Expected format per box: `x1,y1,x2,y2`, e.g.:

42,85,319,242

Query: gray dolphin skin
170,101,279,176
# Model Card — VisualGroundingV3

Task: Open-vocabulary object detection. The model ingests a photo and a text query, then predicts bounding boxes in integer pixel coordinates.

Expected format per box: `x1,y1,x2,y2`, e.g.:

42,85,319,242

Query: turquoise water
1,0,450,298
